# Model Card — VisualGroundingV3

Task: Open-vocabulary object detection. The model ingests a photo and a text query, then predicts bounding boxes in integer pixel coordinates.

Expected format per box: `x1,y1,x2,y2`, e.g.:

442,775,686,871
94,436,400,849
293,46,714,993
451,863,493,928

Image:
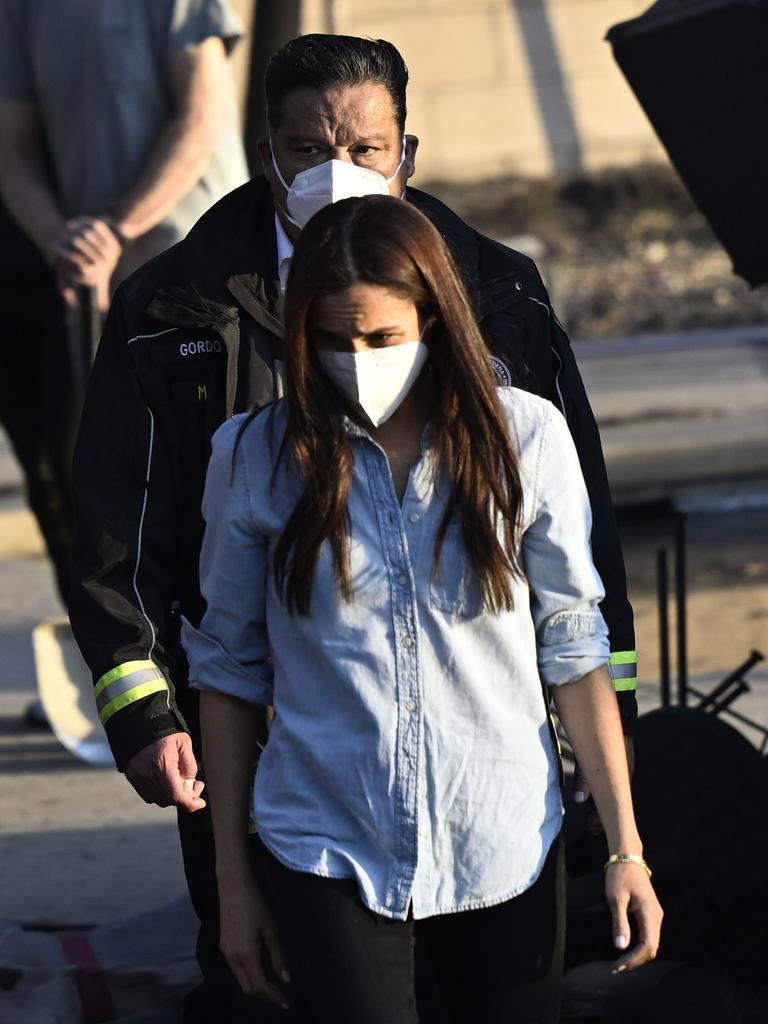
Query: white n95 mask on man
271,142,406,229
317,337,428,428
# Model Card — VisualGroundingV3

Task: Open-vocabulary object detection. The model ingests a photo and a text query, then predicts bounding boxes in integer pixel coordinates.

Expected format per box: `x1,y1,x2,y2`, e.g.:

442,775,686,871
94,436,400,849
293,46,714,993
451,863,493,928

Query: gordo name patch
179,339,222,358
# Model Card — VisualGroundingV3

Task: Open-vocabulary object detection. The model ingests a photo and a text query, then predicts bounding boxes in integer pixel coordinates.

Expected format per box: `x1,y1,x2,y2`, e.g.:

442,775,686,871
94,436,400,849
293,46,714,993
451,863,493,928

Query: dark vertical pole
66,286,102,408
674,511,688,706
656,547,671,707
243,0,302,174
84,285,102,363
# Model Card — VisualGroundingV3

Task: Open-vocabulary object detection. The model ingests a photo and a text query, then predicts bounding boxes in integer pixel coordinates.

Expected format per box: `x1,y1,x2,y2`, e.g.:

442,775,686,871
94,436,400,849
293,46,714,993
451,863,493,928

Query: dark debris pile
425,164,768,340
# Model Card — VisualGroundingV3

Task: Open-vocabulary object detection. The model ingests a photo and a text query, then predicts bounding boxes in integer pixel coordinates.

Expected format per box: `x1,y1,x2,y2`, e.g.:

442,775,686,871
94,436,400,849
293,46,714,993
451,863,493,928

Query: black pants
0,279,81,605
254,836,565,1024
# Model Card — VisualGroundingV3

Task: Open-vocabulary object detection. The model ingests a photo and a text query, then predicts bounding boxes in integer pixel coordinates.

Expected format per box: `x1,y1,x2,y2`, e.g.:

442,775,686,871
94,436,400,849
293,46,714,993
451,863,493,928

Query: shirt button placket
386,492,420,887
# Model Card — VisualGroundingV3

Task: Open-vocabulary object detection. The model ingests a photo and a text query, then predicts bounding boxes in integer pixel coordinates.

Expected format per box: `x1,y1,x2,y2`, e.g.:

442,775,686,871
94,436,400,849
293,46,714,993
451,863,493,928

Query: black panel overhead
608,0,768,287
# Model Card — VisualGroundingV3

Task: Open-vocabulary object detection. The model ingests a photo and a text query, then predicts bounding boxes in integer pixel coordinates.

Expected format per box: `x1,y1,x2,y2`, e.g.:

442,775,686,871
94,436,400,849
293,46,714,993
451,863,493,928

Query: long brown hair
271,195,524,614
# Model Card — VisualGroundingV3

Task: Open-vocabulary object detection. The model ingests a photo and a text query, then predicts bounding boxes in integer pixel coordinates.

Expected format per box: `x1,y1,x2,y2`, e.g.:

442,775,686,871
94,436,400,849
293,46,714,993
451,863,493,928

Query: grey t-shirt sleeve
0,0,35,100
167,0,244,57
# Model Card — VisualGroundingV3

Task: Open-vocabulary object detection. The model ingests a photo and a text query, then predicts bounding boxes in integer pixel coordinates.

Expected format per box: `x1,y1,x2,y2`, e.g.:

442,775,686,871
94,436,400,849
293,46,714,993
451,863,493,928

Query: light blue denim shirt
182,388,609,921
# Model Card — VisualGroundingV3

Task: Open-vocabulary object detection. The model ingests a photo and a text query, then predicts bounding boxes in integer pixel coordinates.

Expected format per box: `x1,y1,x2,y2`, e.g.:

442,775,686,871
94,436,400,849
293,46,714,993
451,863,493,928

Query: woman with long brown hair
182,195,661,1023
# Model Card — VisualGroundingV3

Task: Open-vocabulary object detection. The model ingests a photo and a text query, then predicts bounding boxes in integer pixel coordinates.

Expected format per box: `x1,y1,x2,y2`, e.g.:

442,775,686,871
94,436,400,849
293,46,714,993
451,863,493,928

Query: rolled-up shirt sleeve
522,404,610,686
181,416,273,705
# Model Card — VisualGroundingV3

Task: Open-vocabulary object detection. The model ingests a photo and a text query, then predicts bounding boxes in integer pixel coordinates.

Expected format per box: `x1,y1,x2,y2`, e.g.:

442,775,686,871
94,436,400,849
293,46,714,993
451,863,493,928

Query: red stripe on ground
58,931,115,1023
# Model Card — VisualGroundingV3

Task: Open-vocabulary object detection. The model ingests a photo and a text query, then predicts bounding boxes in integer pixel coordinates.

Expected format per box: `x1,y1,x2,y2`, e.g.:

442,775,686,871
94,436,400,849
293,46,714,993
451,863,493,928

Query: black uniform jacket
69,176,638,771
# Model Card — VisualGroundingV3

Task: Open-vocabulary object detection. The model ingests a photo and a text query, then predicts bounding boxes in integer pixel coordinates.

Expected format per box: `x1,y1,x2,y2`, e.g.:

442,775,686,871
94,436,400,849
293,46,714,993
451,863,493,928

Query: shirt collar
341,414,435,453
274,212,294,292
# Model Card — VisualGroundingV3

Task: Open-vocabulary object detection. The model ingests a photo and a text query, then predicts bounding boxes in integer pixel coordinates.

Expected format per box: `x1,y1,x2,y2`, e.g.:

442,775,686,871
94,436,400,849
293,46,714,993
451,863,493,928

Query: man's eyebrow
285,134,330,146
286,134,391,147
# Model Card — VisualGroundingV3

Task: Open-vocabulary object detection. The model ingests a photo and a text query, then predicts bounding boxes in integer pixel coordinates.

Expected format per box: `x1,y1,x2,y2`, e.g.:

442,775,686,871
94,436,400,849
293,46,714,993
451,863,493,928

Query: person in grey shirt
0,0,248,709
0,0,248,307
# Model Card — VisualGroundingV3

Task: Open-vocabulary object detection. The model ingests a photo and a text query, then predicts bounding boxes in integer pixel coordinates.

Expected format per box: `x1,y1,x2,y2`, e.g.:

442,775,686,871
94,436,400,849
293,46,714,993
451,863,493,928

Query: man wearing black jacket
70,34,637,1023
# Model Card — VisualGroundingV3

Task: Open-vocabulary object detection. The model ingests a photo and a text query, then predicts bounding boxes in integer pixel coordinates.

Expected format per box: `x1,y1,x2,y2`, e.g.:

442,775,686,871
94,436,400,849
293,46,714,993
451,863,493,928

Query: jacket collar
406,186,537,320
148,179,509,333
148,176,282,333
406,186,482,298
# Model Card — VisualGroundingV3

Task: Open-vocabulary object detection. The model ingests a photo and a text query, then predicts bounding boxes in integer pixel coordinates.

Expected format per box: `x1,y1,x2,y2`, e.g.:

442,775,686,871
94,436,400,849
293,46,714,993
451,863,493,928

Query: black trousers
254,836,565,1024
0,279,81,605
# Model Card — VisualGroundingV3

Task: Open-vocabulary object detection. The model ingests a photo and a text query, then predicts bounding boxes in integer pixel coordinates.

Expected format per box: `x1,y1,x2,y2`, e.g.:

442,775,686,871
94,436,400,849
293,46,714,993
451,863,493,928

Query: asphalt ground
576,323,768,505
0,446,187,930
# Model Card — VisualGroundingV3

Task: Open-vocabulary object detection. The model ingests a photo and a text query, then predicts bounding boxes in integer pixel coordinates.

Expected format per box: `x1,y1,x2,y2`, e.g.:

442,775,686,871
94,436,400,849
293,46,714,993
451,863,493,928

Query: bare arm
201,689,259,884
0,97,65,262
200,690,289,1008
552,665,663,971
112,35,229,241
71,35,231,308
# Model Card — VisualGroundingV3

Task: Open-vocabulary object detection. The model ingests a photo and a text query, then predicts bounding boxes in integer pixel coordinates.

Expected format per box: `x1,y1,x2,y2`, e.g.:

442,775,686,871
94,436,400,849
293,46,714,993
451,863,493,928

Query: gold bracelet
604,853,652,878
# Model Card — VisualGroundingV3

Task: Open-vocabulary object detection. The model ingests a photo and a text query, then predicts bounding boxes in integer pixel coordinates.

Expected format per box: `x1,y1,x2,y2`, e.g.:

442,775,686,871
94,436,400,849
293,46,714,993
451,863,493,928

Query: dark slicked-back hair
265,34,408,133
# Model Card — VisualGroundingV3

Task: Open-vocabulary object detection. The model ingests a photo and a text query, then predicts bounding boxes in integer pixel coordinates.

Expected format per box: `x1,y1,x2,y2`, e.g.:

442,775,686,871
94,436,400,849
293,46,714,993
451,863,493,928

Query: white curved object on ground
32,617,113,767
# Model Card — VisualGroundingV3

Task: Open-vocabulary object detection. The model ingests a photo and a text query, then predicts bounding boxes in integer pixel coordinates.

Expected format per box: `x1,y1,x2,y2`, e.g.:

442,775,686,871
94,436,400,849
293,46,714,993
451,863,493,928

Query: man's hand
573,735,635,834
124,732,206,813
52,216,123,311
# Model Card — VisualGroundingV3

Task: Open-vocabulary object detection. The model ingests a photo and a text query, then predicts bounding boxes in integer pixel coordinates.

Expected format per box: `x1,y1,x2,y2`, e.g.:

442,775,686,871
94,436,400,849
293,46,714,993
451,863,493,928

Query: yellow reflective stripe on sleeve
99,679,169,726
609,650,637,692
613,675,638,692
609,650,637,666
94,659,159,697
95,660,168,725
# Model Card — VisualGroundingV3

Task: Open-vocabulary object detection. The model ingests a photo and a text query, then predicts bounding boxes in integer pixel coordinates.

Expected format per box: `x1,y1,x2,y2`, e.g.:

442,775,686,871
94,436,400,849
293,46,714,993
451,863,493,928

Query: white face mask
271,141,407,229
317,336,428,428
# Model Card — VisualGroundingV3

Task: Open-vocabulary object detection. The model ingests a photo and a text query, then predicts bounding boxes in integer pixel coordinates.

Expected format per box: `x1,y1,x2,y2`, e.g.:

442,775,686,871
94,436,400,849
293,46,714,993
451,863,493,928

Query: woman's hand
551,669,663,971
605,862,663,974
218,875,291,1009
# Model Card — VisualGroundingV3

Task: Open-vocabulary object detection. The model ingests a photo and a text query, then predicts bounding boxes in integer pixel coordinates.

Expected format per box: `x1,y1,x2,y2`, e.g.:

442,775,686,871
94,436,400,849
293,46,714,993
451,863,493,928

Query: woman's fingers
611,909,661,973
263,919,291,986
605,865,663,974
571,760,591,803
609,887,631,954
221,931,290,1008
241,955,290,1009
219,891,290,1009
255,896,292,995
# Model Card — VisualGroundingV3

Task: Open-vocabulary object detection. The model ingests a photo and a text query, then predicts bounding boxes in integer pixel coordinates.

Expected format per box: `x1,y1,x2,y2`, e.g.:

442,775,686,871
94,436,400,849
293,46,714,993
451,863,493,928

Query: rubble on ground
426,164,768,339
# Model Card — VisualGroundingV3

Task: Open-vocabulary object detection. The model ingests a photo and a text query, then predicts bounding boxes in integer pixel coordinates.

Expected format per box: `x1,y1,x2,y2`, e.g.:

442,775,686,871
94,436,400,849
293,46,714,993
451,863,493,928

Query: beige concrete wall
304,0,666,182
230,0,666,183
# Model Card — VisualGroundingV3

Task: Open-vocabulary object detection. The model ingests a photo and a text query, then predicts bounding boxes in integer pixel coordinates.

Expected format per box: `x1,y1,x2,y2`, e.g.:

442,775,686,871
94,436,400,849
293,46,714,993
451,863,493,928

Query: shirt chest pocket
428,524,485,620
99,2,159,89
